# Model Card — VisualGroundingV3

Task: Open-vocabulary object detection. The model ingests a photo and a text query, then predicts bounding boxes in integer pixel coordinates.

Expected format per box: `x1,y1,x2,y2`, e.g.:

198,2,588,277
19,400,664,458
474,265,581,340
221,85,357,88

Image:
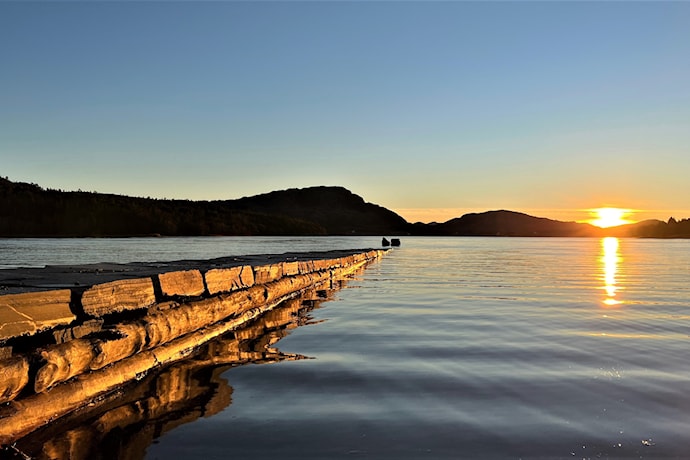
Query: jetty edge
0,248,387,445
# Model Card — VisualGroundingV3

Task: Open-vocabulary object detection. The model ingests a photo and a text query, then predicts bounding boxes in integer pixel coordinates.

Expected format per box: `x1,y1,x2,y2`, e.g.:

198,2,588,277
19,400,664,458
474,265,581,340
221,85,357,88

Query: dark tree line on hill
0,178,407,237
619,217,690,238
1,177,688,238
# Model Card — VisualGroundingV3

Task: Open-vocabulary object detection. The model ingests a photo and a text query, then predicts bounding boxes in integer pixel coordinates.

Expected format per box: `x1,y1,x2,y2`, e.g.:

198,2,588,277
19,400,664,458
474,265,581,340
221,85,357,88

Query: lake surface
5,237,690,459
0,236,379,269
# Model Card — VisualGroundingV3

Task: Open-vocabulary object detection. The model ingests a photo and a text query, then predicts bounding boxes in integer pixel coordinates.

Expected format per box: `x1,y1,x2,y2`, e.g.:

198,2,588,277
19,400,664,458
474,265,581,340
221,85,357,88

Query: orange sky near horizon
394,207,688,226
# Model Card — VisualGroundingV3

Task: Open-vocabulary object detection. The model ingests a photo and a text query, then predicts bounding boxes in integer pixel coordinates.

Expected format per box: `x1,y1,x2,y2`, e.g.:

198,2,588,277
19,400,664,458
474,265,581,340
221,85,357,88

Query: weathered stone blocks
253,263,284,284
282,261,299,276
91,323,148,370
158,270,205,298
0,356,29,403
82,278,156,318
35,339,97,393
53,319,104,344
204,265,254,295
0,290,74,340
264,277,296,303
312,259,332,272
0,249,386,445
298,260,315,274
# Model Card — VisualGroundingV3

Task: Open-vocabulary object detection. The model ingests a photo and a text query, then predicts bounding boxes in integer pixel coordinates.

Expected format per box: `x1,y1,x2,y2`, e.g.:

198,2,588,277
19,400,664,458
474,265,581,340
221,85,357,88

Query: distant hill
606,218,690,238
433,210,603,237
229,186,410,235
0,178,408,237
2,177,689,238
431,211,690,238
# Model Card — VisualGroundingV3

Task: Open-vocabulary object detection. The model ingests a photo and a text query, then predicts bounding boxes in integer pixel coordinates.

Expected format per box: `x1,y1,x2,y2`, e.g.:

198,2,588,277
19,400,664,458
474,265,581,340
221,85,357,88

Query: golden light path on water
601,237,621,306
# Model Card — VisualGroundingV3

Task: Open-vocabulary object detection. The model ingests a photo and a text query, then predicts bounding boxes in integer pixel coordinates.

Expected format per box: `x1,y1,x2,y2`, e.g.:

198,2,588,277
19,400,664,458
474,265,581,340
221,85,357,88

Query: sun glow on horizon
589,208,635,228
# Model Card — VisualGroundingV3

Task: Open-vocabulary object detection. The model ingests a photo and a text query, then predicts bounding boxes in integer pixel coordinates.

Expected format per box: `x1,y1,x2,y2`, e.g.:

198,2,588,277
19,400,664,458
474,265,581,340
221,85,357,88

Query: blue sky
2,1,689,223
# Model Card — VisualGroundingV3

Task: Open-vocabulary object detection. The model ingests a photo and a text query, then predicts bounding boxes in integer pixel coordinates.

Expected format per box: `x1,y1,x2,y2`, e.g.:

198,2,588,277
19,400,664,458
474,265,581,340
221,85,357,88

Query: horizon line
3,176,687,227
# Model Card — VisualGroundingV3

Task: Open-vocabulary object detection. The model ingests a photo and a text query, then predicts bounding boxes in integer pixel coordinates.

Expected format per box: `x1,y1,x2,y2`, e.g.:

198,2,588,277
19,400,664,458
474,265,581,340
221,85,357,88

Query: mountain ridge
1,177,687,238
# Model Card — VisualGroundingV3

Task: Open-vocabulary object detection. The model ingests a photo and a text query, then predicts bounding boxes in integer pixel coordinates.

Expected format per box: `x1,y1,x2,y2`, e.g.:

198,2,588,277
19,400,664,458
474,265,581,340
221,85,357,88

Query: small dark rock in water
391,238,401,247
382,238,390,247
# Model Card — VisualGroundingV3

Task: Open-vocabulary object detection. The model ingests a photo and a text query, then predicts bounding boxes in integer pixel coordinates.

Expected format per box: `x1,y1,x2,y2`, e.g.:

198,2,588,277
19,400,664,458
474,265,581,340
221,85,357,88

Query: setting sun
589,208,635,228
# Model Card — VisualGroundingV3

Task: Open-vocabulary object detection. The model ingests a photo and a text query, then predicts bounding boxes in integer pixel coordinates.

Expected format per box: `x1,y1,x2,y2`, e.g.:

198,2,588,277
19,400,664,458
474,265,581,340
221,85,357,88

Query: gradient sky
2,1,689,224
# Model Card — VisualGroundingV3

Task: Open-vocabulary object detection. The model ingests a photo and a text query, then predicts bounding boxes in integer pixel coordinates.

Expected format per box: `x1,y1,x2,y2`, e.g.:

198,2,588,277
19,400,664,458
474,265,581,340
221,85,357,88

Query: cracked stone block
158,270,205,298
205,265,254,295
81,278,156,317
298,260,315,274
312,259,332,272
0,290,75,340
252,264,284,284
283,261,299,276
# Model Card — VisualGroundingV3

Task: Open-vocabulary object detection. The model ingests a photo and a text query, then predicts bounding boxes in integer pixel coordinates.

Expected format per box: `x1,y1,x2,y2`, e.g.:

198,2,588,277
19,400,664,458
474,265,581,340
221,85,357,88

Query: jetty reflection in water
601,237,622,306
9,284,345,460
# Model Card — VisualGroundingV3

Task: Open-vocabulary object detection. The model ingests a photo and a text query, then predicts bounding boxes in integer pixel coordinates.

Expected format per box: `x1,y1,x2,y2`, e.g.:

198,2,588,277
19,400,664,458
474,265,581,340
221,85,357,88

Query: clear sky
2,1,689,224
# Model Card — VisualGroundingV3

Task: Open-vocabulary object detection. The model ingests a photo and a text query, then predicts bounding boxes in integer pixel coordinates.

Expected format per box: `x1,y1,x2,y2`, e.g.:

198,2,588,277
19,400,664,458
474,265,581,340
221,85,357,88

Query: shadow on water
5,283,345,460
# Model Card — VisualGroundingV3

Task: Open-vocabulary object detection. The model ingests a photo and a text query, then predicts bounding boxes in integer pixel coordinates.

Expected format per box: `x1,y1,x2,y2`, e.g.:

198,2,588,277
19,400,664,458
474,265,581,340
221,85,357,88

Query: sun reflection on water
601,237,622,306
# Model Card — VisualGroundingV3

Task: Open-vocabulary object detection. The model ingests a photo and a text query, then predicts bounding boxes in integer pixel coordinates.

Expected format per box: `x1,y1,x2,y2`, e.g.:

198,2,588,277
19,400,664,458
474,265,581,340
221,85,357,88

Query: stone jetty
0,249,386,447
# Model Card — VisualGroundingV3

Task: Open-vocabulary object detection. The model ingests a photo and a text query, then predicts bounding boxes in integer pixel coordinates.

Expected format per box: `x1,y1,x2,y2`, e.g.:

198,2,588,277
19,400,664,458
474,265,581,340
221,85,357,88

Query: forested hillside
2,178,688,238
0,178,412,237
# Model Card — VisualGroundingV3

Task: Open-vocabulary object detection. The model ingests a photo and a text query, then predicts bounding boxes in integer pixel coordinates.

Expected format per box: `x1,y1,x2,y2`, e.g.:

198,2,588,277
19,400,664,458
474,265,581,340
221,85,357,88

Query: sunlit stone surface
0,249,384,449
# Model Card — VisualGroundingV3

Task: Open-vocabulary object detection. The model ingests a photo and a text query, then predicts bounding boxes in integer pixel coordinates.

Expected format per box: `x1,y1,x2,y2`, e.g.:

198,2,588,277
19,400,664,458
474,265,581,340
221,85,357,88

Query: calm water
5,237,690,459
0,236,378,269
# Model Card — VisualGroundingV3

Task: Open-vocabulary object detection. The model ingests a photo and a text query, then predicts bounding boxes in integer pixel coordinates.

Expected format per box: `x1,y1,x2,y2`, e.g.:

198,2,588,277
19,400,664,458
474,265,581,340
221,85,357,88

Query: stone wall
6,287,336,459
0,249,385,446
